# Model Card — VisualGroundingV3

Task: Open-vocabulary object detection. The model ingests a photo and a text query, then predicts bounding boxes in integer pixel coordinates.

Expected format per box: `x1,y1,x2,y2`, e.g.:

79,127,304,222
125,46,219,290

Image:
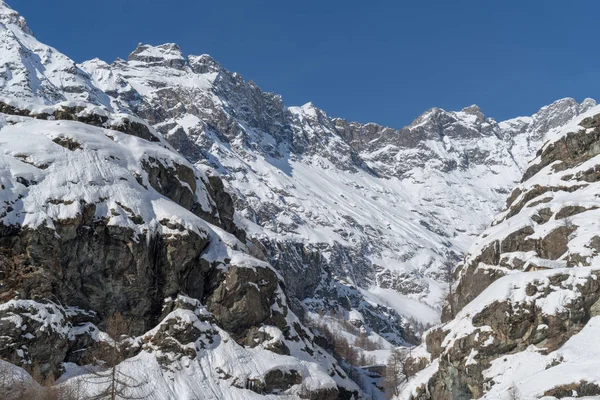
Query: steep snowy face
81,48,596,332
0,3,360,397
499,97,598,164
0,113,216,233
80,44,597,335
445,104,600,318
0,99,359,400
0,2,109,106
401,106,600,400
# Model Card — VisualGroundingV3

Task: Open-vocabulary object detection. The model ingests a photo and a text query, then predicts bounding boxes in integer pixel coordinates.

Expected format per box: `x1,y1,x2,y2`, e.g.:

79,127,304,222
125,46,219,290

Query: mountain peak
535,97,580,114
580,97,597,110
299,101,323,117
0,1,33,35
460,104,485,122
408,106,445,128
188,54,222,74
128,43,187,68
530,97,597,138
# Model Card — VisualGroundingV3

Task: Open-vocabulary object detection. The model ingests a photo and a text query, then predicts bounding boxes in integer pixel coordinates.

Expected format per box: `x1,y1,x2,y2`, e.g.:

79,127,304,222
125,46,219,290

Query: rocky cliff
401,106,600,399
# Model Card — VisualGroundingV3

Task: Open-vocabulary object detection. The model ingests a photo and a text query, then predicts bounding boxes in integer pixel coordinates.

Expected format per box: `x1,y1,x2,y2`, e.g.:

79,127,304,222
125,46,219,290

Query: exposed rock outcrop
403,106,600,400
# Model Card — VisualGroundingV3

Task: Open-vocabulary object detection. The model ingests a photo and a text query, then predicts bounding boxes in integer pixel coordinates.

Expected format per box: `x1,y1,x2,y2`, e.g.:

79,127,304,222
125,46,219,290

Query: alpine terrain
0,1,599,399
401,103,600,400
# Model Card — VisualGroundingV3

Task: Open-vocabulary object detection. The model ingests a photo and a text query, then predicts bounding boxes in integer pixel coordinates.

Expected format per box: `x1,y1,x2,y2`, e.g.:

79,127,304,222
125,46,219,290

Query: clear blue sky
9,0,600,127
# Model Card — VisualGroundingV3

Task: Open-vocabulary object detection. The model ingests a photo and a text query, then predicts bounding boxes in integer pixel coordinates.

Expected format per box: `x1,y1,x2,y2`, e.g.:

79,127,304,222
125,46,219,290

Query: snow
362,287,440,326
396,101,600,399
78,35,584,332
462,103,600,281
0,299,71,337
218,142,518,319
397,267,600,399
0,8,111,107
54,303,358,400
74,11,598,334
130,43,186,62
0,115,214,238
0,359,40,392
441,267,599,349
399,359,439,399
3,3,600,398
481,317,600,399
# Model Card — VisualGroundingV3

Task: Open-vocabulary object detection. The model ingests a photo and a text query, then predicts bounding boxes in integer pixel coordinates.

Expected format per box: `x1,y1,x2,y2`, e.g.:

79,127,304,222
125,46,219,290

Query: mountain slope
0,1,109,107
401,105,600,399
2,1,600,398
80,43,595,334
0,104,359,400
0,3,359,398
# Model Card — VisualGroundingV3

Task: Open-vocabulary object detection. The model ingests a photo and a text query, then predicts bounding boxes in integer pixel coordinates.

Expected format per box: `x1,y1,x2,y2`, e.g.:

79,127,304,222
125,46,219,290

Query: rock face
402,106,600,399
444,106,600,321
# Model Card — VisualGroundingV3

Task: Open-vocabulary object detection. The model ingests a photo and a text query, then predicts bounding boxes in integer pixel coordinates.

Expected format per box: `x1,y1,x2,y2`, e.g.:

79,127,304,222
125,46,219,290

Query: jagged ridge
402,105,600,399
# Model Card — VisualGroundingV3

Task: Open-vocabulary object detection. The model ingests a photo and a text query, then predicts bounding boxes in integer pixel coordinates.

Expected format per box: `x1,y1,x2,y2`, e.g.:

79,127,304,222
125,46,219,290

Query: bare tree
26,362,60,400
385,348,405,398
57,379,88,400
85,312,147,400
444,262,456,319
402,347,416,380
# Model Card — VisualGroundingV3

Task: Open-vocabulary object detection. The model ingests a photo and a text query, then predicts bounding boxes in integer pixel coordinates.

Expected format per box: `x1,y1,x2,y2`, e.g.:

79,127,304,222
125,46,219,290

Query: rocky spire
128,43,187,69
531,97,598,140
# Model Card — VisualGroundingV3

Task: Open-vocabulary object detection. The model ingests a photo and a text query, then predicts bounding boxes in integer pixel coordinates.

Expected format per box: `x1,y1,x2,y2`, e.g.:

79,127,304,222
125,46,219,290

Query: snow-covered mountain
2,0,600,398
401,105,600,399
0,3,359,399
0,112,359,399
79,41,595,333
0,1,110,107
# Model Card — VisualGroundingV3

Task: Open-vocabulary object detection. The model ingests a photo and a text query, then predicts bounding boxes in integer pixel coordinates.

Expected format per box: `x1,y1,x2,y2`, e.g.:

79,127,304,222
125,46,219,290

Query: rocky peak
292,101,326,121
581,97,597,110
0,1,32,35
460,104,485,122
530,97,597,140
80,57,110,71
408,106,448,129
0,3,110,107
189,53,222,74
128,43,187,69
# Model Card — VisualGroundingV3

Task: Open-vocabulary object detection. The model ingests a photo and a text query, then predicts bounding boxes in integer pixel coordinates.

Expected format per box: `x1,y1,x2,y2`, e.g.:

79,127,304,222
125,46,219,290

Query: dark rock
544,381,600,398
206,265,280,344
263,369,302,393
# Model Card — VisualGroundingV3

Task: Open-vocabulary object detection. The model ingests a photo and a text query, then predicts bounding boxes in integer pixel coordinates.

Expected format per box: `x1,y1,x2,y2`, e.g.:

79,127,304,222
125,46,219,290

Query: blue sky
10,0,600,127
